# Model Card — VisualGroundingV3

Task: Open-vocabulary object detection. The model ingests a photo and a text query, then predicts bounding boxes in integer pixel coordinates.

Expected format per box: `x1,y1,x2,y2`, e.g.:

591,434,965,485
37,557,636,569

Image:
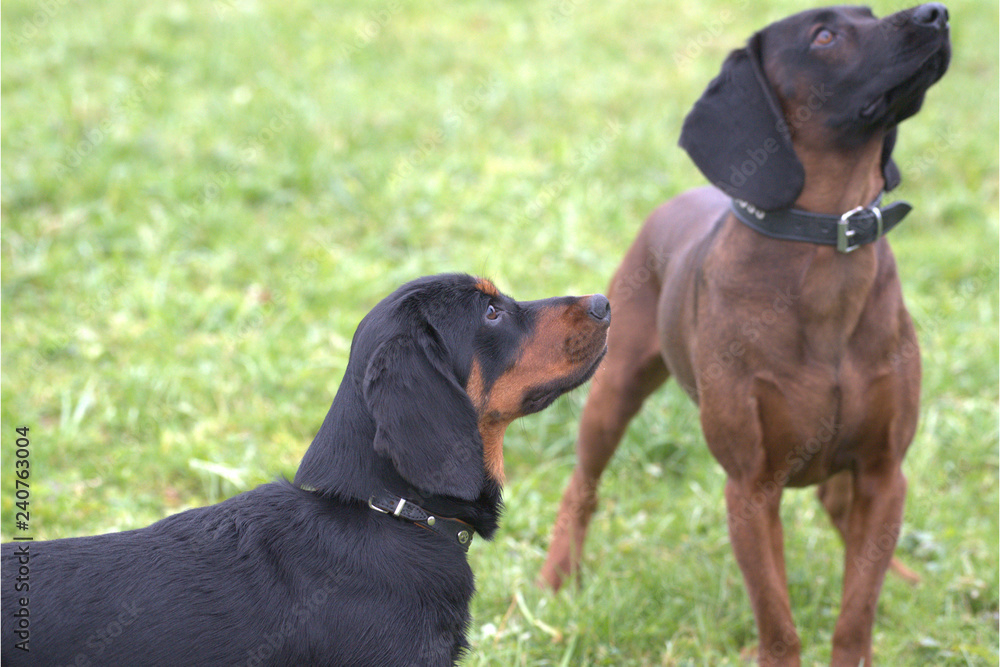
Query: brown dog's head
679,4,951,210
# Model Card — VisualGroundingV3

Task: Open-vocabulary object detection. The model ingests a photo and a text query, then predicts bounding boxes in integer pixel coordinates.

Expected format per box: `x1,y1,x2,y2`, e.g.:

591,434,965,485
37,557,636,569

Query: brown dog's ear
679,34,804,211
881,127,901,191
363,327,485,500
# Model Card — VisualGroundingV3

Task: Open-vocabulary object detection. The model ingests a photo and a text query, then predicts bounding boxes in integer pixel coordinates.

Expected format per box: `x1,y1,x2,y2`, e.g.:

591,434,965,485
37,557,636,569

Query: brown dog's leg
817,471,853,538
539,246,668,590
831,465,908,666
725,476,801,667
819,471,920,584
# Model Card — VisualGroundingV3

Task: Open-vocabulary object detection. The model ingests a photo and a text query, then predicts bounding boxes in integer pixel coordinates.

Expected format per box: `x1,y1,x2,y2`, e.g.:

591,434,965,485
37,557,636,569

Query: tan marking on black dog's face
465,289,610,484
474,278,501,298
465,359,507,483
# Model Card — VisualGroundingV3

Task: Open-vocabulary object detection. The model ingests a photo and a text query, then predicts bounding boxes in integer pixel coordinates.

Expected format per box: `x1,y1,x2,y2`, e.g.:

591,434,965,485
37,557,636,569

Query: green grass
2,0,997,664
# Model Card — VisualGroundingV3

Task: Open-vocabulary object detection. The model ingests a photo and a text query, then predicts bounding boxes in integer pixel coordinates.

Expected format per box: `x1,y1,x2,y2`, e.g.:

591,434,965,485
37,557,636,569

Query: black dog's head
296,274,610,522
679,4,951,210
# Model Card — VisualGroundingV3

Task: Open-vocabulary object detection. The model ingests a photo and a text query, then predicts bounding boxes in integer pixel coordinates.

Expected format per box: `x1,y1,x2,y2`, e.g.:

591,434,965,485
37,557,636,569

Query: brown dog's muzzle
861,3,950,125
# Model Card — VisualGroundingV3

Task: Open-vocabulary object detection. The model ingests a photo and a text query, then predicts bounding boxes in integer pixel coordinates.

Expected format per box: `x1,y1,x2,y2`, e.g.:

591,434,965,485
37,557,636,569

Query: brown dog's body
541,5,950,665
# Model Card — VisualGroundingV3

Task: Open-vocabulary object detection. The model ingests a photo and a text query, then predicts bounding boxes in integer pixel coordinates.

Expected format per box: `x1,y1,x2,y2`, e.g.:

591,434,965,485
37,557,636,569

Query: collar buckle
837,205,884,253
837,206,871,253
368,494,474,553
368,496,391,514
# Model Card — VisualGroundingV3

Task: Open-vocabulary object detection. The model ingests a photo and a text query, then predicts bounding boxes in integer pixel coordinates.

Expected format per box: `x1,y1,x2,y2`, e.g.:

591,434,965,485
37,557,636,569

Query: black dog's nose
913,3,948,29
586,294,611,323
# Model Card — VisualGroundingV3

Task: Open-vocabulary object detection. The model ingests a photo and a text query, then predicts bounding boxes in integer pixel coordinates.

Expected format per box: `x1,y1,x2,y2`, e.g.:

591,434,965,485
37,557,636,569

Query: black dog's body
2,274,610,666
7,483,474,666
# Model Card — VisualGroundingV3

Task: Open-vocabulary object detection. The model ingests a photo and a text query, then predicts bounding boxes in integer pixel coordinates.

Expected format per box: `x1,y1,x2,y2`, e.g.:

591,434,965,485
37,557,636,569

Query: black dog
1,274,610,666
540,5,948,666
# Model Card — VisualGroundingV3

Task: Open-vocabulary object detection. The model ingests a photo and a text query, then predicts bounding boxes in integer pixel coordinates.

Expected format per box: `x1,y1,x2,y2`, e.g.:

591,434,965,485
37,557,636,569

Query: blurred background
2,0,997,663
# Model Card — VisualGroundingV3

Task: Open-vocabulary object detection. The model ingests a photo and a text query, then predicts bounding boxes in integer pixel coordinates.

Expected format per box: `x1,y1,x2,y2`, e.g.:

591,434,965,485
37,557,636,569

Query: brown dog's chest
694,334,916,486
682,222,920,485
751,358,909,486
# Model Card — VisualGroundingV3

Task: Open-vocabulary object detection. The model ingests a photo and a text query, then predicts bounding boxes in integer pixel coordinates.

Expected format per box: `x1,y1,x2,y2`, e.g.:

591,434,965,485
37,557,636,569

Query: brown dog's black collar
731,194,912,253
368,494,474,553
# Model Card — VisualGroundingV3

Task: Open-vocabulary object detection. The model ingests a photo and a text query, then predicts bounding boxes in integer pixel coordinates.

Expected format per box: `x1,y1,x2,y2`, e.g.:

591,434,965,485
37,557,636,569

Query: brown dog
539,5,950,665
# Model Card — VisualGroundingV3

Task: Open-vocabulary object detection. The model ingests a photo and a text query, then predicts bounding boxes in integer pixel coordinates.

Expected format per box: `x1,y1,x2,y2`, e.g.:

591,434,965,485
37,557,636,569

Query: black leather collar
730,194,912,253
368,493,474,553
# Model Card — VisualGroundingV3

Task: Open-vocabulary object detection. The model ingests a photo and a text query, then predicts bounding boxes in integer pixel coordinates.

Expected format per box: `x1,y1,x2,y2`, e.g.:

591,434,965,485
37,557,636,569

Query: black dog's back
1,482,473,666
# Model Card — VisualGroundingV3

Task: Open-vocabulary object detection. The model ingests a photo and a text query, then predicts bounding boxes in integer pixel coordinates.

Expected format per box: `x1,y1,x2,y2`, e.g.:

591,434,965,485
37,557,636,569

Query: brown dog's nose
586,294,611,323
913,3,948,29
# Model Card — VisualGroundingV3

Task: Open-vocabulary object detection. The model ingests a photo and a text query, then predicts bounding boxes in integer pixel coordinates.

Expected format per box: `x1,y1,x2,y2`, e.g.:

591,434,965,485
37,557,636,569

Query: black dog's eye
485,304,501,322
812,28,835,47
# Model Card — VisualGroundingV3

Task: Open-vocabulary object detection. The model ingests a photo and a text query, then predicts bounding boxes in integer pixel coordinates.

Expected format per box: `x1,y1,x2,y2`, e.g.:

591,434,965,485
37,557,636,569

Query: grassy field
2,0,997,664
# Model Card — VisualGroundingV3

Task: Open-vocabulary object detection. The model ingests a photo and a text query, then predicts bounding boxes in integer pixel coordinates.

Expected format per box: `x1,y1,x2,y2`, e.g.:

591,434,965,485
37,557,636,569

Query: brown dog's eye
812,28,835,46
485,304,501,321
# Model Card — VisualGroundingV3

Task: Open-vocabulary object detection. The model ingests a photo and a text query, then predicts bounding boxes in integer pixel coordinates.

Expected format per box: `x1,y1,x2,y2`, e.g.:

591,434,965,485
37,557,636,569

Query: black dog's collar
368,493,474,553
731,194,912,253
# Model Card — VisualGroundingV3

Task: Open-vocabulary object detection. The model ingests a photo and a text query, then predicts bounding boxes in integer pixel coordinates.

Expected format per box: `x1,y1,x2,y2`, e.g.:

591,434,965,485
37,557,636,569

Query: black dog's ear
679,34,804,211
881,127,901,191
363,327,485,500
